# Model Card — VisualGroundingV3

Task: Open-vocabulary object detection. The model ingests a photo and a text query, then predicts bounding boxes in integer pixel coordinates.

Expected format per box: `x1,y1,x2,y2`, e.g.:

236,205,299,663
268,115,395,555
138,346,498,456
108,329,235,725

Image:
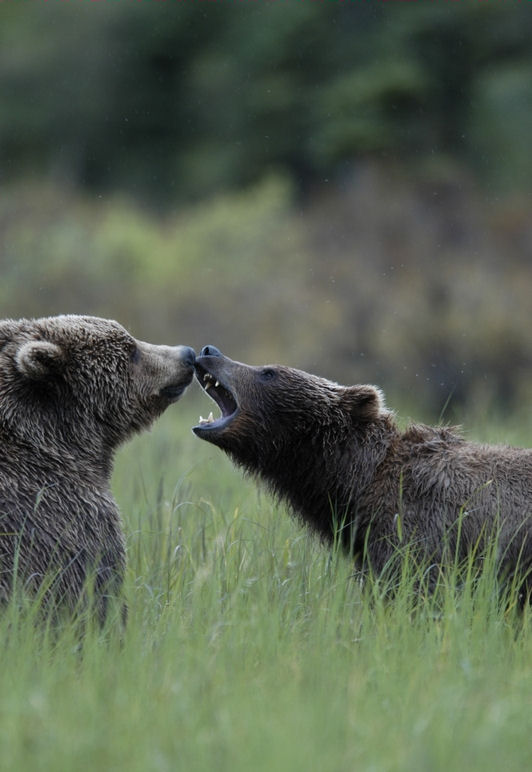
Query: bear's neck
253,416,395,553
1,416,114,483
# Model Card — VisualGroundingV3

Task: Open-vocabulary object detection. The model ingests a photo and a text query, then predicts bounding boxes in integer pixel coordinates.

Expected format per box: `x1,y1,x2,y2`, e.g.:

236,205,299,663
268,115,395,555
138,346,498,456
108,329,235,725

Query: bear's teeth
198,412,215,425
215,380,220,388
203,373,216,390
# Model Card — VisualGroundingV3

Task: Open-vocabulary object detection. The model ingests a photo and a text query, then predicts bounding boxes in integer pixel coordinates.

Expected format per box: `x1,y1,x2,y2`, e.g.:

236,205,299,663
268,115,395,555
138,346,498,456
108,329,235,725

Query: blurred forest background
1,2,531,419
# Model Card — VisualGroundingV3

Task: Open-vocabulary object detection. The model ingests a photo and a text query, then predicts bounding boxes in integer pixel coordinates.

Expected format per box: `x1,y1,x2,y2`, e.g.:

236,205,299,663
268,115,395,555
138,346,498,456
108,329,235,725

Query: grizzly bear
193,346,531,599
0,315,195,620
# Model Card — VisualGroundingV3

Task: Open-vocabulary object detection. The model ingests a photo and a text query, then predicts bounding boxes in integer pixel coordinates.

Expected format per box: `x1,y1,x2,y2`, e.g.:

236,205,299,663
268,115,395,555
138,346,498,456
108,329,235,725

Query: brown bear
193,346,531,599
0,315,195,620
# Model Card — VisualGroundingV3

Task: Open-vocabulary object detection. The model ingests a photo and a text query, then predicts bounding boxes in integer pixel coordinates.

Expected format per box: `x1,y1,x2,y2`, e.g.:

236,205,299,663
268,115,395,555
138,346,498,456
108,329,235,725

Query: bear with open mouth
193,345,531,599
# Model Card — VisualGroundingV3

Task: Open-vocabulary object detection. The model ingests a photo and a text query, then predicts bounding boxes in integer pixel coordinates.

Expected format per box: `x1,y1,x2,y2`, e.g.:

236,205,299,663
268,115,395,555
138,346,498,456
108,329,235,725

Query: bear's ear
15,341,65,379
339,385,385,423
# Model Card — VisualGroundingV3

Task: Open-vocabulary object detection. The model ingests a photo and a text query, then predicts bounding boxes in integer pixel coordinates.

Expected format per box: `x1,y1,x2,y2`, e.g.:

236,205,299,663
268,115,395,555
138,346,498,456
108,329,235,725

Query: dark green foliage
2,4,532,202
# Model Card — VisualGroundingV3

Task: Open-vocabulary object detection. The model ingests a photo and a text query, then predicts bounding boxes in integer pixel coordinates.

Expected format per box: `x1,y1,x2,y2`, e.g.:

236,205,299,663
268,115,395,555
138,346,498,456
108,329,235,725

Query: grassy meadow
0,396,530,772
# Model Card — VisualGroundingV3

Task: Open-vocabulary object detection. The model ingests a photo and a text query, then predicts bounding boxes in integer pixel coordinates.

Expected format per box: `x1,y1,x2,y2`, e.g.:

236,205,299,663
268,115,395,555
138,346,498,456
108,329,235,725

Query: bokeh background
1,2,531,420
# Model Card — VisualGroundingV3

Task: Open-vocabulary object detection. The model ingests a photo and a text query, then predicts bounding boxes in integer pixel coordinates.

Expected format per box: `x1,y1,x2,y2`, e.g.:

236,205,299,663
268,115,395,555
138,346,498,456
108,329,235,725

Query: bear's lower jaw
159,383,189,403
192,409,240,440
158,368,194,403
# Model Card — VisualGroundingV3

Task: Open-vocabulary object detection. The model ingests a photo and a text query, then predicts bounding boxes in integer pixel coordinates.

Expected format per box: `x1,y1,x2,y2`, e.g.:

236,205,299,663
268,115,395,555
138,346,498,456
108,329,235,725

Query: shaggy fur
0,315,195,620
193,347,531,598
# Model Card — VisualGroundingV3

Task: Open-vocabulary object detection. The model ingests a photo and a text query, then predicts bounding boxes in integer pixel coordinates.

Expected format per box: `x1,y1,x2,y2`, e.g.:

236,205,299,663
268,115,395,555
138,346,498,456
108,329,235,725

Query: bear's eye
259,368,276,382
130,346,141,364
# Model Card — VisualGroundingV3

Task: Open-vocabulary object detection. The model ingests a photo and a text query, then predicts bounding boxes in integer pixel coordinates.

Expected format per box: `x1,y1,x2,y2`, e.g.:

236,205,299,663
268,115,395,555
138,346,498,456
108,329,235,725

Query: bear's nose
200,345,222,358
179,346,196,367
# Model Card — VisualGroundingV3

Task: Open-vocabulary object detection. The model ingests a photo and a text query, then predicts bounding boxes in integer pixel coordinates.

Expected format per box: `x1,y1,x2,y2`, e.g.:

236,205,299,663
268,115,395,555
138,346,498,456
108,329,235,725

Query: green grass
0,399,530,772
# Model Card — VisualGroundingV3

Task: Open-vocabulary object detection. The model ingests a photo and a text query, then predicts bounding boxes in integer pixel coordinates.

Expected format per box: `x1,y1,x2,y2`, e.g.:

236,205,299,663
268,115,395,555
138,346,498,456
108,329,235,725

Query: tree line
2,3,532,204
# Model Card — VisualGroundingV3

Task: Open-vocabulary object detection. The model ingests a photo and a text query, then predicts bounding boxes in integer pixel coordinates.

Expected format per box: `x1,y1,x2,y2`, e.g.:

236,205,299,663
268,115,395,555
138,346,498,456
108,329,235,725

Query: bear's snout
176,345,196,368
200,345,223,358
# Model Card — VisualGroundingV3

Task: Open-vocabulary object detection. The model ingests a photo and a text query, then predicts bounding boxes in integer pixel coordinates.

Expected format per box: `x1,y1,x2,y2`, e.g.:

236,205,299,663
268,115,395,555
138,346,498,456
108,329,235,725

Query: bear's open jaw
193,362,238,434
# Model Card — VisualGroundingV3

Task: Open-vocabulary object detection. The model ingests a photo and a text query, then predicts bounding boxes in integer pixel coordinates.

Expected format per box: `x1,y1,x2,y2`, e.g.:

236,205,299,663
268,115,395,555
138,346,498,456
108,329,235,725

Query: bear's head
0,315,195,460
193,346,386,469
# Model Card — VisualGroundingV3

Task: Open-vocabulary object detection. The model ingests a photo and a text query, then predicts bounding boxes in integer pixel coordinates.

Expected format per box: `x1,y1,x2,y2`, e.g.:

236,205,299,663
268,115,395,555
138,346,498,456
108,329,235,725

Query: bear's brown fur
0,315,195,620
193,347,531,598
